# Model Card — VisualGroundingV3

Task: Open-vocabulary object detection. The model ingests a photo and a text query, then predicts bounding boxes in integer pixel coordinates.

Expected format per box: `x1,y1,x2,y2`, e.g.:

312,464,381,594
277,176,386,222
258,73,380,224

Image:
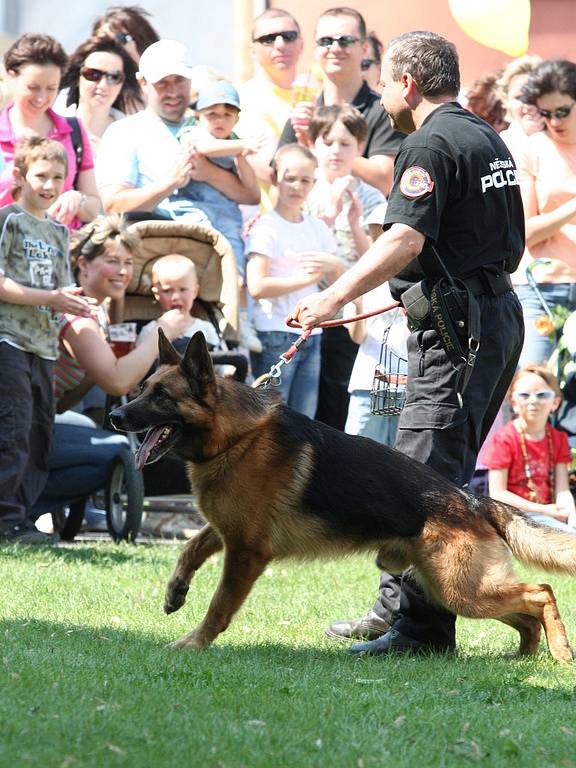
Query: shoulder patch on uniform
399,166,435,199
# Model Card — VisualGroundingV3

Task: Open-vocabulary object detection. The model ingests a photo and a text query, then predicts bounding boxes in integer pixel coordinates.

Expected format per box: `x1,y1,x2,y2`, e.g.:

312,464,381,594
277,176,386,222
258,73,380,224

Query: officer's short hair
520,59,576,104
387,31,460,99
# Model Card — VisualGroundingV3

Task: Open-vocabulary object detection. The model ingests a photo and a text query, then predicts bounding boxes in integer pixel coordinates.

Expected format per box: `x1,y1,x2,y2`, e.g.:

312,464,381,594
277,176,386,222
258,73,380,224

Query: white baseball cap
138,40,194,84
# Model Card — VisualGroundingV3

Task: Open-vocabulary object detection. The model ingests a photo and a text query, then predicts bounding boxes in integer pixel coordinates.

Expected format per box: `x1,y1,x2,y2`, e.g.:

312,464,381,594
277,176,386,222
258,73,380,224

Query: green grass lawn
1,541,575,768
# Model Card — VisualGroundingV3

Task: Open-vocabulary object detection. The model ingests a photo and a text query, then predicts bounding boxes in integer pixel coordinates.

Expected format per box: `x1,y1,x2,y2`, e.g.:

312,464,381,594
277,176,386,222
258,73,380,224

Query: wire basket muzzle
371,325,408,416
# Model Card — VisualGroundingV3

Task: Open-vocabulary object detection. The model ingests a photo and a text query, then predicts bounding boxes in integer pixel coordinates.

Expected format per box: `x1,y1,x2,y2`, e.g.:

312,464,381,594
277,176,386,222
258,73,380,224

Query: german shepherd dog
109,331,576,662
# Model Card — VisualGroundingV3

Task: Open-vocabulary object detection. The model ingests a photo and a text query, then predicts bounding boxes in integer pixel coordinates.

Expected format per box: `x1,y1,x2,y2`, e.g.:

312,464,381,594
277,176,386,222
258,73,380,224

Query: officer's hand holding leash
287,288,343,331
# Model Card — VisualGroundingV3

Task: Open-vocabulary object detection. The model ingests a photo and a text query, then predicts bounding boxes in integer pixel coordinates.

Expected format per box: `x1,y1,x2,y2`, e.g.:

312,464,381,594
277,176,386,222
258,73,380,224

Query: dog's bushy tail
484,500,576,574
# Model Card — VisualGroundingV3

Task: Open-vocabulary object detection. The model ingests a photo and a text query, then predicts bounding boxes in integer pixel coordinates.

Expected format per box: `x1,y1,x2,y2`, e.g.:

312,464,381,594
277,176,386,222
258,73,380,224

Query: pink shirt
518,131,576,283
0,105,95,228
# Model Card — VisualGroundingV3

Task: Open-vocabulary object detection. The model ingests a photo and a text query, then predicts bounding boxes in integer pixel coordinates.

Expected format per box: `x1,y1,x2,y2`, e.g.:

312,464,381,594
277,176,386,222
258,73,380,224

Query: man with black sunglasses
237,9,304,201
277,7,403,197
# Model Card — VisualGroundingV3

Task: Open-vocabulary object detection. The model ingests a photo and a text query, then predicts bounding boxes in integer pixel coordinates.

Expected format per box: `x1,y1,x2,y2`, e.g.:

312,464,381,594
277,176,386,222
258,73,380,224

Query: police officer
288,30,525,656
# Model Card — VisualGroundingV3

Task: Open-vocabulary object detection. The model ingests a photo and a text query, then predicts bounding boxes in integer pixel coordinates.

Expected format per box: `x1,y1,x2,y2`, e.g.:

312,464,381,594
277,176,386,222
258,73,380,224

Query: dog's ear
158,327,181,366
181,331,216,393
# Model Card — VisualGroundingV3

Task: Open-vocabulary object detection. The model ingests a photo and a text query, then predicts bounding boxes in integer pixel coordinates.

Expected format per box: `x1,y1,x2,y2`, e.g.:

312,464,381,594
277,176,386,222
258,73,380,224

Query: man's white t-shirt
245,210,337,335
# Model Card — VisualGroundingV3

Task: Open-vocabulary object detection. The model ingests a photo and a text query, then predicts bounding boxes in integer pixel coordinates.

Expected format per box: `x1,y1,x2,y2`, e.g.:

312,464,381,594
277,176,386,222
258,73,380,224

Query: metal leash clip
253,331,310,389
267,360,285,386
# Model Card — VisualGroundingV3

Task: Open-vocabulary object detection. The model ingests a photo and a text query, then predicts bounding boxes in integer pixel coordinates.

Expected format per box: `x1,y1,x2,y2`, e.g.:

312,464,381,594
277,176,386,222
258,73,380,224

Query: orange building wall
271,0,576,88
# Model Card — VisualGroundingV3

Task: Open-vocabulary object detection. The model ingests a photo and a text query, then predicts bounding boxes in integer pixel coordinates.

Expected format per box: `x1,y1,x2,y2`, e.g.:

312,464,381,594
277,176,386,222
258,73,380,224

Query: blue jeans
345,390,399,446
515,283,576,367
250,331,321,418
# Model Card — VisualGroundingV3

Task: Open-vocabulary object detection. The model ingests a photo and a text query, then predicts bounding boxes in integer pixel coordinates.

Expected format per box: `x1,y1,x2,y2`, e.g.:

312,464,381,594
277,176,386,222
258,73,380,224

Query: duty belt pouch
401,281,431,331
429,278,481,404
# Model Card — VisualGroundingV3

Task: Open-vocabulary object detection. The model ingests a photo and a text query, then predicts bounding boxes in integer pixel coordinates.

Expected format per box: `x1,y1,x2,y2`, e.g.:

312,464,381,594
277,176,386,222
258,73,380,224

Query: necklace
518,424,554,504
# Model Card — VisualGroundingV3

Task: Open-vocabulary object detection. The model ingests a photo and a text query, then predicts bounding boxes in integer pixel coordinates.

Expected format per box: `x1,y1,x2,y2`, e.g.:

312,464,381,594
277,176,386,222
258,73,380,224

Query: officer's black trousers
373,290,524,646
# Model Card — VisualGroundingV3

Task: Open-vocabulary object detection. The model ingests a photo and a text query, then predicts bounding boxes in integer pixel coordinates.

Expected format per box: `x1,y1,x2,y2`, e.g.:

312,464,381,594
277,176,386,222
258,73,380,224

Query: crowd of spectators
0,4,574,544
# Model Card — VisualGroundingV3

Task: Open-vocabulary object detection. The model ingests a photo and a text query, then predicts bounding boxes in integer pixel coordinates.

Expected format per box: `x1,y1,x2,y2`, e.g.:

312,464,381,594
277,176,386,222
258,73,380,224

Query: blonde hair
152,254,198,285
497,55,543,97
509,363,563,401
497,55,543,120
12,137,68,199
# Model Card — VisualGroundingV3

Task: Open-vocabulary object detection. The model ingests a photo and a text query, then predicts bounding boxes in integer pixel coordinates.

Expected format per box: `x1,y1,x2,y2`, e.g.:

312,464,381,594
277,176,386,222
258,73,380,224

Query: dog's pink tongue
135,426,165,470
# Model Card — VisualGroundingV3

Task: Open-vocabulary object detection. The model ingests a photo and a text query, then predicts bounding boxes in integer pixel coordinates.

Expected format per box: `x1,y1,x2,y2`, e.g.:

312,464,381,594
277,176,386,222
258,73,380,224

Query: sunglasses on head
81,67,124,85
514,390,556,402
316,35,360,49
253,30,299,46
537,102,575,120
116,32,134,45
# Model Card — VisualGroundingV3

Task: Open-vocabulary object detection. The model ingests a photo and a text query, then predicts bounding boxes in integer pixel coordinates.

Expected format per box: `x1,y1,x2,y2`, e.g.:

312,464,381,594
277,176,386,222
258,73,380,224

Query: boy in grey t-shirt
0,138,95,543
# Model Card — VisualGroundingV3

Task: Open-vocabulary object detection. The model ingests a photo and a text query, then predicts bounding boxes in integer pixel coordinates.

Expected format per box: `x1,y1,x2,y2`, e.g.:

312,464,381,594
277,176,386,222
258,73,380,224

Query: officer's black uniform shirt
385,102,525,297
278,80,404,159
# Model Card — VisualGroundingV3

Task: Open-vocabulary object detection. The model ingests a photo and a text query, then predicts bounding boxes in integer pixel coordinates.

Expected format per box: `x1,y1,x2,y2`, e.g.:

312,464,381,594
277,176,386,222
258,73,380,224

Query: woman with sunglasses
58,36,139,158
485,364,575,530
0,33,99,229
516,59,576,366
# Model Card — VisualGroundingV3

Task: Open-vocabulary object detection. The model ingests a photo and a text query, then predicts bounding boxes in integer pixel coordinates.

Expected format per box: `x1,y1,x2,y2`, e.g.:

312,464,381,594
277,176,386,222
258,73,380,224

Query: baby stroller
108,217,245,512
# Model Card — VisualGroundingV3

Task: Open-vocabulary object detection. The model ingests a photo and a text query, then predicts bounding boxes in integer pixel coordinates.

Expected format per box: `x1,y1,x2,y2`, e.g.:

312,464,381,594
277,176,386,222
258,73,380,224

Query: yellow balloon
449,0,531,57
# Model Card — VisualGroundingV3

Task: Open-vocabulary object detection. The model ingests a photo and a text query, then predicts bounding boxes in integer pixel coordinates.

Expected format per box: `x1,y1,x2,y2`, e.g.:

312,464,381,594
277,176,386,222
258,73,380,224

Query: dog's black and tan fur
110,331,576,661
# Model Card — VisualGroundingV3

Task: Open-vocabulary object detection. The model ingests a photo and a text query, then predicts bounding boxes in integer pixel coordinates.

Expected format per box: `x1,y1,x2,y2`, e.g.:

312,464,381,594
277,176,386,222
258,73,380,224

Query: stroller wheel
105,450,144,542
52,499,86,541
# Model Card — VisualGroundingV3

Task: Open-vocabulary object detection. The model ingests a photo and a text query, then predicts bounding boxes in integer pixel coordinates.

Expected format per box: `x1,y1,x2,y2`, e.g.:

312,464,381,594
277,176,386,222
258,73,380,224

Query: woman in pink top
0,33,100,229
516,59,576,365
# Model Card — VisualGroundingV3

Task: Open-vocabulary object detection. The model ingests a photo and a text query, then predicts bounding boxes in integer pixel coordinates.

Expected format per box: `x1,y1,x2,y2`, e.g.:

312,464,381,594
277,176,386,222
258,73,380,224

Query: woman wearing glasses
0,33,99,229
91,5,160,113
58,36,139,157
516,59,576,366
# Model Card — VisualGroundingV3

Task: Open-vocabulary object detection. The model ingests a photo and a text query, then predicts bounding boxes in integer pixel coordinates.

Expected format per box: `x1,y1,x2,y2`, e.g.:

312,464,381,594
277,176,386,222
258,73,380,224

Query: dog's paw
164,578,190,614
167,630,212,650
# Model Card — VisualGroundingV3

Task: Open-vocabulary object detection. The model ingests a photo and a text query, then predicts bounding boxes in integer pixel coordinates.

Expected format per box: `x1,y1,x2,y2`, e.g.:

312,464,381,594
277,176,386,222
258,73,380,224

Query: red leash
253,301,401,388
285,301,401,330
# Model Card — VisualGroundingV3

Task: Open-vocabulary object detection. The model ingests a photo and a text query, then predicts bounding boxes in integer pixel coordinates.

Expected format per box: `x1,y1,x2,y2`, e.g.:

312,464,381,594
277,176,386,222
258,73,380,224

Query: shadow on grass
0,541,140,566
3,616,574,698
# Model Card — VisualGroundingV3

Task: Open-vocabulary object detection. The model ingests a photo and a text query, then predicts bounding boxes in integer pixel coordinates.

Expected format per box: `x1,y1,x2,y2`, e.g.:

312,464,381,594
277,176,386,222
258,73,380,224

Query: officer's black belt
459,270,512,297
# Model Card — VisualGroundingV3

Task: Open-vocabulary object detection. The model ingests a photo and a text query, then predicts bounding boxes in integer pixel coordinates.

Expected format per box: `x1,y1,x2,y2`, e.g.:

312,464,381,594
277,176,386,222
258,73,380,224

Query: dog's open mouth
135,423,181,470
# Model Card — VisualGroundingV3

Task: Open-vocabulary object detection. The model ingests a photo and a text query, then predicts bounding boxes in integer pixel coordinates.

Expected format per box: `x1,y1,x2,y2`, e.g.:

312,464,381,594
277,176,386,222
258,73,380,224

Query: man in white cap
97,40,260,218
